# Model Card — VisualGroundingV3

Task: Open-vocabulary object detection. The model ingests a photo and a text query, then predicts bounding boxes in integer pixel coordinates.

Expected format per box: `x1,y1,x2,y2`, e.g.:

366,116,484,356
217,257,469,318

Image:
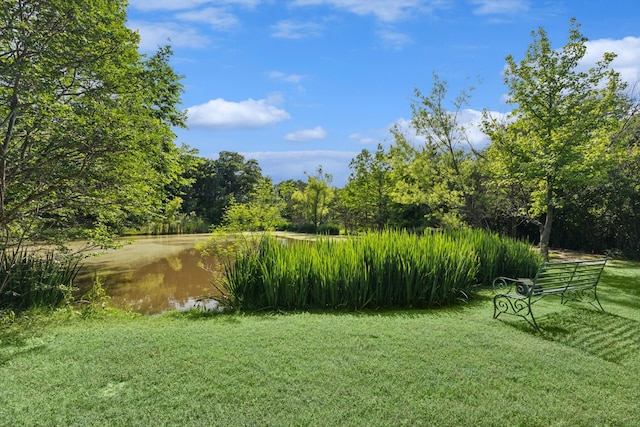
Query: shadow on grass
0,321,47,366
531,308,640,365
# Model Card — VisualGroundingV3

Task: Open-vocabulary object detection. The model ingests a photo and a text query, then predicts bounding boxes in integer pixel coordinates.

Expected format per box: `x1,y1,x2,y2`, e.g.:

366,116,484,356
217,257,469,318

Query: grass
1,259,639,426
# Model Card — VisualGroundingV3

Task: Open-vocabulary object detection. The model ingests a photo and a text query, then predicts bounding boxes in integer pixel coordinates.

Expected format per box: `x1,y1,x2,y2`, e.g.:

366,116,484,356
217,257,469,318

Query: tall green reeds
218,229,540,311
0,249,81,311
445,228,541,285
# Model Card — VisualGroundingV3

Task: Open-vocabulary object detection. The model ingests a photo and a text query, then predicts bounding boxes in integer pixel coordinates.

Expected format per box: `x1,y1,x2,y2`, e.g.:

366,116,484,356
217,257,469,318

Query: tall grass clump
0,249,81,311
445,228,541,285
217,229,540,311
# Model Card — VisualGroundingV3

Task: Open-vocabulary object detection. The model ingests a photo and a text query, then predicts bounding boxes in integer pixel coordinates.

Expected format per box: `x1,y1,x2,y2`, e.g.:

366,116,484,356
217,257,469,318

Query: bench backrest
533,259,607,292
567,259,607,289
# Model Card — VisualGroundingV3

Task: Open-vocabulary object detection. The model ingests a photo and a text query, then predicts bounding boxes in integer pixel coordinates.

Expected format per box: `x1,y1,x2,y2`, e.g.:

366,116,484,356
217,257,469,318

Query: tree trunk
539,199,554,262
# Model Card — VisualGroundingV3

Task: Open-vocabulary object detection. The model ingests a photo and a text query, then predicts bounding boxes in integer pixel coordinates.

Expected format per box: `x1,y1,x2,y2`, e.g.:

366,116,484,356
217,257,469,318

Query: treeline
163,21,640,259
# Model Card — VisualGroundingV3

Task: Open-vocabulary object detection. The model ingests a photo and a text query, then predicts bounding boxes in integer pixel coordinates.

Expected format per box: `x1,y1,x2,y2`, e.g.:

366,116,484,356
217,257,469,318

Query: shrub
317,223,340,235
290,223,317,234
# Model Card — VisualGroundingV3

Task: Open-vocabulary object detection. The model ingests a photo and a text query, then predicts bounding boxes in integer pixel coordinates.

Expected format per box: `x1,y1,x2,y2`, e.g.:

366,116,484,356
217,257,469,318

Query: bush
290,223,318,234
317,223,340,235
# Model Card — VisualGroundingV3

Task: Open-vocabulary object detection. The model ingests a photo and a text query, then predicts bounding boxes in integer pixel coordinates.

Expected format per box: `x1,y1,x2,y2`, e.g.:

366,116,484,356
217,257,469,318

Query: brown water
76,234,223,314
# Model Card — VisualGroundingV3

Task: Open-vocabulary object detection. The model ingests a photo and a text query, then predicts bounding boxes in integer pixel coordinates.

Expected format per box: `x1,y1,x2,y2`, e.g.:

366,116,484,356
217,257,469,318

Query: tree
275,179,305,224
341,144,393,231
291,166,334,228
482,19,631,260
182,152,263,226
220,178,285,231
552,109,640,256
389,74,484,229
0,1,186,250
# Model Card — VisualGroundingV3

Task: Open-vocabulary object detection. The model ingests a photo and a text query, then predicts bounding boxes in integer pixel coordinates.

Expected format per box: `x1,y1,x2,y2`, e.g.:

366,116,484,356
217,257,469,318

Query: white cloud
349,133,376,144
128,21,210,51
457,109,491,147
176,7,239,30
285,126,328,141
186,97,291,129
378,30,413,50
128,0,260,12
242,150,357,185
470,0,529,16
583,37,640,88
270,20,324,39
290,0,440,22
390,108,500,149
268,71,307,92
268,71,306,85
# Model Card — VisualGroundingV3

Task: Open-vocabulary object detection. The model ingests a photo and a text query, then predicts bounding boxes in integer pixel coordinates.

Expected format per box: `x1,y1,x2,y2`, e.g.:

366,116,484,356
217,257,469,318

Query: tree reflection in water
75,235,223,314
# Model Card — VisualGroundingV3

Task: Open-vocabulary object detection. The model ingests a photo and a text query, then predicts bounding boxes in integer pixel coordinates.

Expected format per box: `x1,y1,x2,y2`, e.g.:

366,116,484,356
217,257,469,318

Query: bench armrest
492,276,521,293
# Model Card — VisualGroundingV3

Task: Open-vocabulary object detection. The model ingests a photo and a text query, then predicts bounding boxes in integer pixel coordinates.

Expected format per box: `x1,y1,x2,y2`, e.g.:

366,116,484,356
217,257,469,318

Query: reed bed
0,249,81,311
220,229,540,311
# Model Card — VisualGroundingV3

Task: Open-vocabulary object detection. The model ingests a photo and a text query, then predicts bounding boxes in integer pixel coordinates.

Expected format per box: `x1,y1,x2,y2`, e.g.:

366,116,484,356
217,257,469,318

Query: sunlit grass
2,260,638,426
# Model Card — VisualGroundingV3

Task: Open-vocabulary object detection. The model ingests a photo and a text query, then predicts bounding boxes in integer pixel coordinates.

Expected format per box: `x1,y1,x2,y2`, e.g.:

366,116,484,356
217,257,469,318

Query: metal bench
492,259,607,330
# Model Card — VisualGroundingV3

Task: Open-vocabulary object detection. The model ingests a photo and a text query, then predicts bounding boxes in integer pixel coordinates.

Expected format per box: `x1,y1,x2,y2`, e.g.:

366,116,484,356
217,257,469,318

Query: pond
75,234,223,314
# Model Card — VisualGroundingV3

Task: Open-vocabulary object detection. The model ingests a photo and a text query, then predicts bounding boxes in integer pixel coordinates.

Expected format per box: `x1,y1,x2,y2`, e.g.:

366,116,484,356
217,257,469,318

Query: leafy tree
275,179,305,224
0,0,186,250
291,166,334,228
183,152,263,226
219,178,285,231
553,111,640,256
482,19,631,260
389,74,484,229
341,144,393,231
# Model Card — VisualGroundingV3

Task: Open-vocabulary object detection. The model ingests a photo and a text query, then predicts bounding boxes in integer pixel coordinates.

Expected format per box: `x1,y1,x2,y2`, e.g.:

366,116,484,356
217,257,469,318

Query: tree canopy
482,19,631,260
0,0,186,250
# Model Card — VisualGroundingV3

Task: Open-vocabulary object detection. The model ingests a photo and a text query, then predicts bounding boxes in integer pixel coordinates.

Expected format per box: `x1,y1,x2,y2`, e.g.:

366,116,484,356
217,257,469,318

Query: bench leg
591,288,605,312
493,295,540,331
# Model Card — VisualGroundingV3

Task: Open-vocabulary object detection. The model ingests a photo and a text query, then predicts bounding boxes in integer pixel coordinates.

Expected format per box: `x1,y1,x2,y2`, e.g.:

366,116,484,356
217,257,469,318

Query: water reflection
76,234,223,314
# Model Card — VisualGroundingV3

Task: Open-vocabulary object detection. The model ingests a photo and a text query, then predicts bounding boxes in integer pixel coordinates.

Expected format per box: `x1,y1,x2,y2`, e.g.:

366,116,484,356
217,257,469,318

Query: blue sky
126,0,640,186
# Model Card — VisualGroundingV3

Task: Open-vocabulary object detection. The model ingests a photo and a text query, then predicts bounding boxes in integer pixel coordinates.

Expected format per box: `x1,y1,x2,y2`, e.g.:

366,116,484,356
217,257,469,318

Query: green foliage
482,19,631,260
219,178,286,232
74,274,111,317
388,73,486,229
291,166,335,227
446,228,541,286
0,250,81,311
317,223,341,235
341,144,394,231
219,229,538,311
182,152,264,226
143,197,209,235
551,115,640,257
289,223,319,234
0,1,187,251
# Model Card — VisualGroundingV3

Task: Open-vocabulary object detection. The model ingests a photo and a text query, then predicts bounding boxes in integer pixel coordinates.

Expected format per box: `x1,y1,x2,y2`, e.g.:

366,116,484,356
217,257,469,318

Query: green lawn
1,260,639,426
